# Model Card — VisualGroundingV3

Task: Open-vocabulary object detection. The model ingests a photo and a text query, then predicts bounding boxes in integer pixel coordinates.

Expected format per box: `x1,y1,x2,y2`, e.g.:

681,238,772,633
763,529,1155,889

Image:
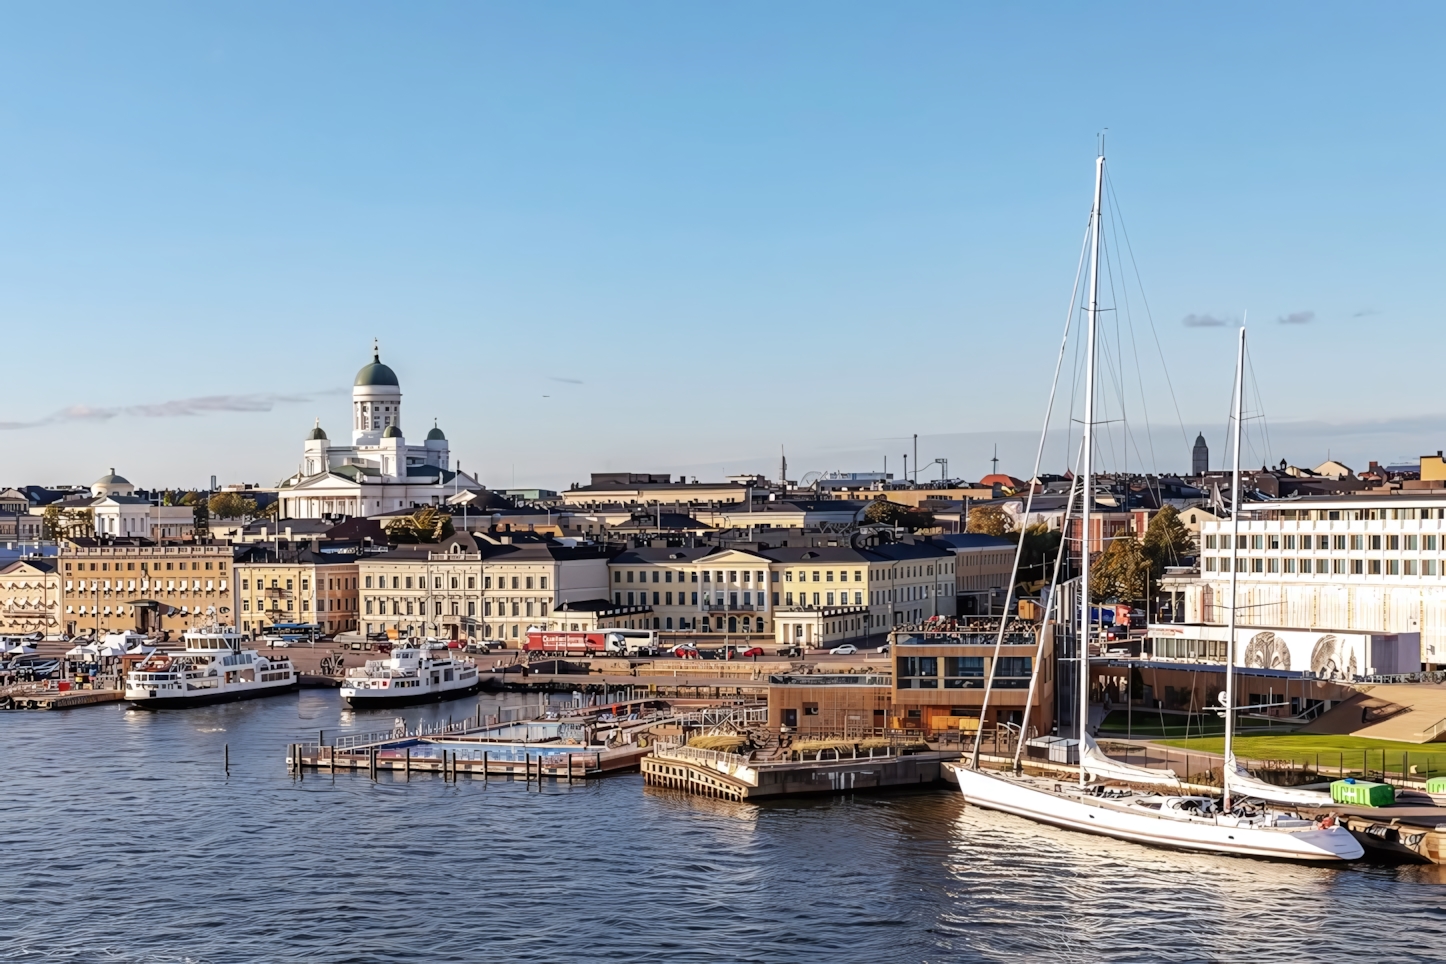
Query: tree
177,491,209,535
966,504,1014,538
1141,505,1194,577
208,492,258,520
42,505,94,540
863,497,936,532
1090,533,1149,603
1014,522,1062,587
385,506,455,544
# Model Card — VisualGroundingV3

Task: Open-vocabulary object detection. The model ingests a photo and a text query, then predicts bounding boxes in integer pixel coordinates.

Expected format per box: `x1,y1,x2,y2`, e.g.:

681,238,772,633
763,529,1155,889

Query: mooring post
483,751,489,782
319,728,324,747
525,753,531,787
224,743,229,775
405,747,411,780
369,746,377,780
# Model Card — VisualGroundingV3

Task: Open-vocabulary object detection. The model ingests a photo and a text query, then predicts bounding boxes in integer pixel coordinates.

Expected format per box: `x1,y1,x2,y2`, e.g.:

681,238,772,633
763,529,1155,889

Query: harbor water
4,691,1446,963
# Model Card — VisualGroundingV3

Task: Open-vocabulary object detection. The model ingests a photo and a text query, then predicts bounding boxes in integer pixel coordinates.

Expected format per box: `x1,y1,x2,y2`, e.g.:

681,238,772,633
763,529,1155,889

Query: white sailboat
947,149,1362,862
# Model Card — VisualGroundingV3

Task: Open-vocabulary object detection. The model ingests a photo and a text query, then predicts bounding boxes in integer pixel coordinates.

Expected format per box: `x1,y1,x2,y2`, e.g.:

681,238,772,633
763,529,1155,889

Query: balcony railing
700,602,763,612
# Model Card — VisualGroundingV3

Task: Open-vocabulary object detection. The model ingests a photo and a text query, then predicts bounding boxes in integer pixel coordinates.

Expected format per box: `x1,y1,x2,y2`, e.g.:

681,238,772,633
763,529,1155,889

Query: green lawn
1096,709,1293,740
1156,734,1446,780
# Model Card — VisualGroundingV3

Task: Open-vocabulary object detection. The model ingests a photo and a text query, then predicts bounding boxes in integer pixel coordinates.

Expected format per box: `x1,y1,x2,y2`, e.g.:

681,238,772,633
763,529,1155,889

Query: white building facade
1172,494,1446,669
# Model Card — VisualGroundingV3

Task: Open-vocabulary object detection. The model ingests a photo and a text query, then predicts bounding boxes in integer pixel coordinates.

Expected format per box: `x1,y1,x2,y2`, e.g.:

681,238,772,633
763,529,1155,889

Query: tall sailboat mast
1223,325,1246,810
1077,150,1105,786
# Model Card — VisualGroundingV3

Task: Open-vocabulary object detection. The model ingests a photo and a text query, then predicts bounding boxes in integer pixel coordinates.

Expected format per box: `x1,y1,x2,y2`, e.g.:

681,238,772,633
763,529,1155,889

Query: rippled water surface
4,692,1446,963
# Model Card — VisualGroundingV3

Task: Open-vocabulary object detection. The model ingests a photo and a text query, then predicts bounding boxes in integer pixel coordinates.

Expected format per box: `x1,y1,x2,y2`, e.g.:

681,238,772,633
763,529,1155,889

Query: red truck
523,629,659,657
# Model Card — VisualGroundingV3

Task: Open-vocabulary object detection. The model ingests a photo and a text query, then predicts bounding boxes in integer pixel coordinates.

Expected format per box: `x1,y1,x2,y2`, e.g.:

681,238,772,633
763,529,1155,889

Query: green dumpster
1331,779,1395,807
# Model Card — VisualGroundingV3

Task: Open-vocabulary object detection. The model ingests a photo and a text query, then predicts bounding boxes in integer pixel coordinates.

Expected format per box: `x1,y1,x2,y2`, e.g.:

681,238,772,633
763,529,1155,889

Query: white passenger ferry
340,643,480,709
124,626,297,709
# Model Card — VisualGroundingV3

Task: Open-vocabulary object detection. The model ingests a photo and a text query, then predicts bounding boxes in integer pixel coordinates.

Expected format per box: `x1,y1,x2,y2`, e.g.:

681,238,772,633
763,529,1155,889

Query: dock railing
653,742,753,770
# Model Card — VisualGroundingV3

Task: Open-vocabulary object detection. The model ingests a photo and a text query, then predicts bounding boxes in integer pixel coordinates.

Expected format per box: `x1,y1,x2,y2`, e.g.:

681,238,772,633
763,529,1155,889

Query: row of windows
244,597,356,612
360,574,534,590
364,598,522,617
1267,507,1446,521
613,566,944,585
64,560,224,572
1206,556,1442,576
610,588,899,608
1207,533,1441,551
896,655,1033,689
67,579,223,592
239,577,358,591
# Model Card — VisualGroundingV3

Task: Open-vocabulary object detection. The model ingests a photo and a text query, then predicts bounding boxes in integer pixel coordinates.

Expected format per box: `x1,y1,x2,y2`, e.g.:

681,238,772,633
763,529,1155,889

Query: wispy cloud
0,390,341,431
548,376,585,385
1183,313,1230,328
1352,308,1380,318
1278,310,1315,325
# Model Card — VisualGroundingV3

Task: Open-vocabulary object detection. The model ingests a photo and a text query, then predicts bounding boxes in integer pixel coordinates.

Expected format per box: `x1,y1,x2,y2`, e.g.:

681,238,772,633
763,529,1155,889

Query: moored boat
125,626,297,709
340,644,480,708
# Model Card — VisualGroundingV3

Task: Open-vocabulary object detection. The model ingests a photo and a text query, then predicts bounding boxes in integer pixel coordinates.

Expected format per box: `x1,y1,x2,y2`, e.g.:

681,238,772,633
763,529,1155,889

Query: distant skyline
2,3,1443,491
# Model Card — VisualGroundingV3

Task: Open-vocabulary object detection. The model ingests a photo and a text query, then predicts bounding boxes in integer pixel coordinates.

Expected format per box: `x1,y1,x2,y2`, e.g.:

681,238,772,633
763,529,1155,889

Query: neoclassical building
277,346,481,519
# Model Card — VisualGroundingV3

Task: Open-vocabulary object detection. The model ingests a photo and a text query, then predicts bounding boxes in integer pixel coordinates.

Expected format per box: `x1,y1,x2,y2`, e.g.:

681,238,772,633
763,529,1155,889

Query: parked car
740,647,765,658
672,645,700,659
446,640,464,649
876,643,891,654
829,644,858,655
778,645,803,658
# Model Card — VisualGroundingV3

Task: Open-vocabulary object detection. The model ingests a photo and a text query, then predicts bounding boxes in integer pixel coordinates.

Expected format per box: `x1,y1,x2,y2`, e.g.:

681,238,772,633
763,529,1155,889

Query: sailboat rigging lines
946,149,1362,864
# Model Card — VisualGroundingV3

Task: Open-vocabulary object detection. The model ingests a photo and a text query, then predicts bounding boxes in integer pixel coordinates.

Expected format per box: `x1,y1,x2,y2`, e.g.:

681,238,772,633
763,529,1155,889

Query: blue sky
1,3,1442,491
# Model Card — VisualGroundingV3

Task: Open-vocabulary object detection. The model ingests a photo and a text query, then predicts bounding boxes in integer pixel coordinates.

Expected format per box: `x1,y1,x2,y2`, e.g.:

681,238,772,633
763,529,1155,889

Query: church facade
277,347,481,520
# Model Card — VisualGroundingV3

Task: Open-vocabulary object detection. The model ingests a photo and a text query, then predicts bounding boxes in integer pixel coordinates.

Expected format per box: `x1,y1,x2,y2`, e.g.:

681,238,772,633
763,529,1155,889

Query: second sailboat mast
1078,151,1104,784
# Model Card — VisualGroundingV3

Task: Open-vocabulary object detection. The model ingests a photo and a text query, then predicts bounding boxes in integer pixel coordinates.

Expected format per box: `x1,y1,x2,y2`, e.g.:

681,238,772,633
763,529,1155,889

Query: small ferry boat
340,644,480,708
125,626,297,709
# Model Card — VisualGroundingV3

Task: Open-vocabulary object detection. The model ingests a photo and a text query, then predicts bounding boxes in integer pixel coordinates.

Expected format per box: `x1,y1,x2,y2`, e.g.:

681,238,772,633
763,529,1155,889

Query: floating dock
642,743,952,801
1,688,124,710
286,700,761,782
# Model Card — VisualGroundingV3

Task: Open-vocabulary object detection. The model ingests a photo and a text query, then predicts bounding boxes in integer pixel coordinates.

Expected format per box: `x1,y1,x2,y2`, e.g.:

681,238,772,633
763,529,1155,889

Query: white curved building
277,346,480,520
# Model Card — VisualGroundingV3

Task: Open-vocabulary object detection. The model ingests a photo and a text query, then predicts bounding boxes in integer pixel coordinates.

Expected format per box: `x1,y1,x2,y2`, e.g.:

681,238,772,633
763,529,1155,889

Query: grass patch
1096,709,1297,740
1156,734,1446,779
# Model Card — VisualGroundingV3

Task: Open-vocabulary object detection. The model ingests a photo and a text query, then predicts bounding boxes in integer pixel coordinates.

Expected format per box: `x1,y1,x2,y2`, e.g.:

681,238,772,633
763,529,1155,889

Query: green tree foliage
863,498,936,532
208,492,258,520
966,504,1014,538
42,505,94,539
1141,505,1194,577
385,507,455,544
1014,522,1062,587
1090,533,1150,603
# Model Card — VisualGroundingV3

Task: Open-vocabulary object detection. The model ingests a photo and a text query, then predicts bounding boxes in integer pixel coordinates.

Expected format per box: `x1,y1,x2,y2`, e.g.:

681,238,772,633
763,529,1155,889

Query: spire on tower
372,337,380,362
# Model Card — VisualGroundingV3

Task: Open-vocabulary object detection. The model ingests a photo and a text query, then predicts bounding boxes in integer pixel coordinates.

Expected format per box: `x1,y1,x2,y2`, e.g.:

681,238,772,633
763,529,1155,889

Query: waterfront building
33,471,195,542
1167,492,1446,668
232,548,360,636
58,539,235,636
607,539,955,644
275,346,482,519
890,625,1056,736
0,556,62,635
356,533,612,642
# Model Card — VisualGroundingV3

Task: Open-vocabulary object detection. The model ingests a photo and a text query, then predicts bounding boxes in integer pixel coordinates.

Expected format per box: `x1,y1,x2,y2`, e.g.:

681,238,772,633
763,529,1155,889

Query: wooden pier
1,688,124,710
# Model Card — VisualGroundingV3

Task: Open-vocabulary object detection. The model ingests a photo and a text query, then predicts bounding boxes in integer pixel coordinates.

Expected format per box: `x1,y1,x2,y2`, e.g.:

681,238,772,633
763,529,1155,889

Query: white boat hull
950,764,1362,862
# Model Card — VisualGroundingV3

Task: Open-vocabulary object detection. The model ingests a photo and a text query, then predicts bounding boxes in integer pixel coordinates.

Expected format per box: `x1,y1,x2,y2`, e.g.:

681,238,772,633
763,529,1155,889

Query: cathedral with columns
277,344,481,519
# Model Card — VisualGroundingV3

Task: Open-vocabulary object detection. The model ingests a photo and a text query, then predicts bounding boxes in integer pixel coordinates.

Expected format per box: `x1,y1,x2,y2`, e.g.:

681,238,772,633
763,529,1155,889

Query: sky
1,2,1443,492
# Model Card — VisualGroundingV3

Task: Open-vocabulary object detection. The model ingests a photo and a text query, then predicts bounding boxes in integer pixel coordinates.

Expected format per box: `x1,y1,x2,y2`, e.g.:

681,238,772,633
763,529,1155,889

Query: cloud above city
0,389,344,431
1278,310,1315,325
1182,313,1230,328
